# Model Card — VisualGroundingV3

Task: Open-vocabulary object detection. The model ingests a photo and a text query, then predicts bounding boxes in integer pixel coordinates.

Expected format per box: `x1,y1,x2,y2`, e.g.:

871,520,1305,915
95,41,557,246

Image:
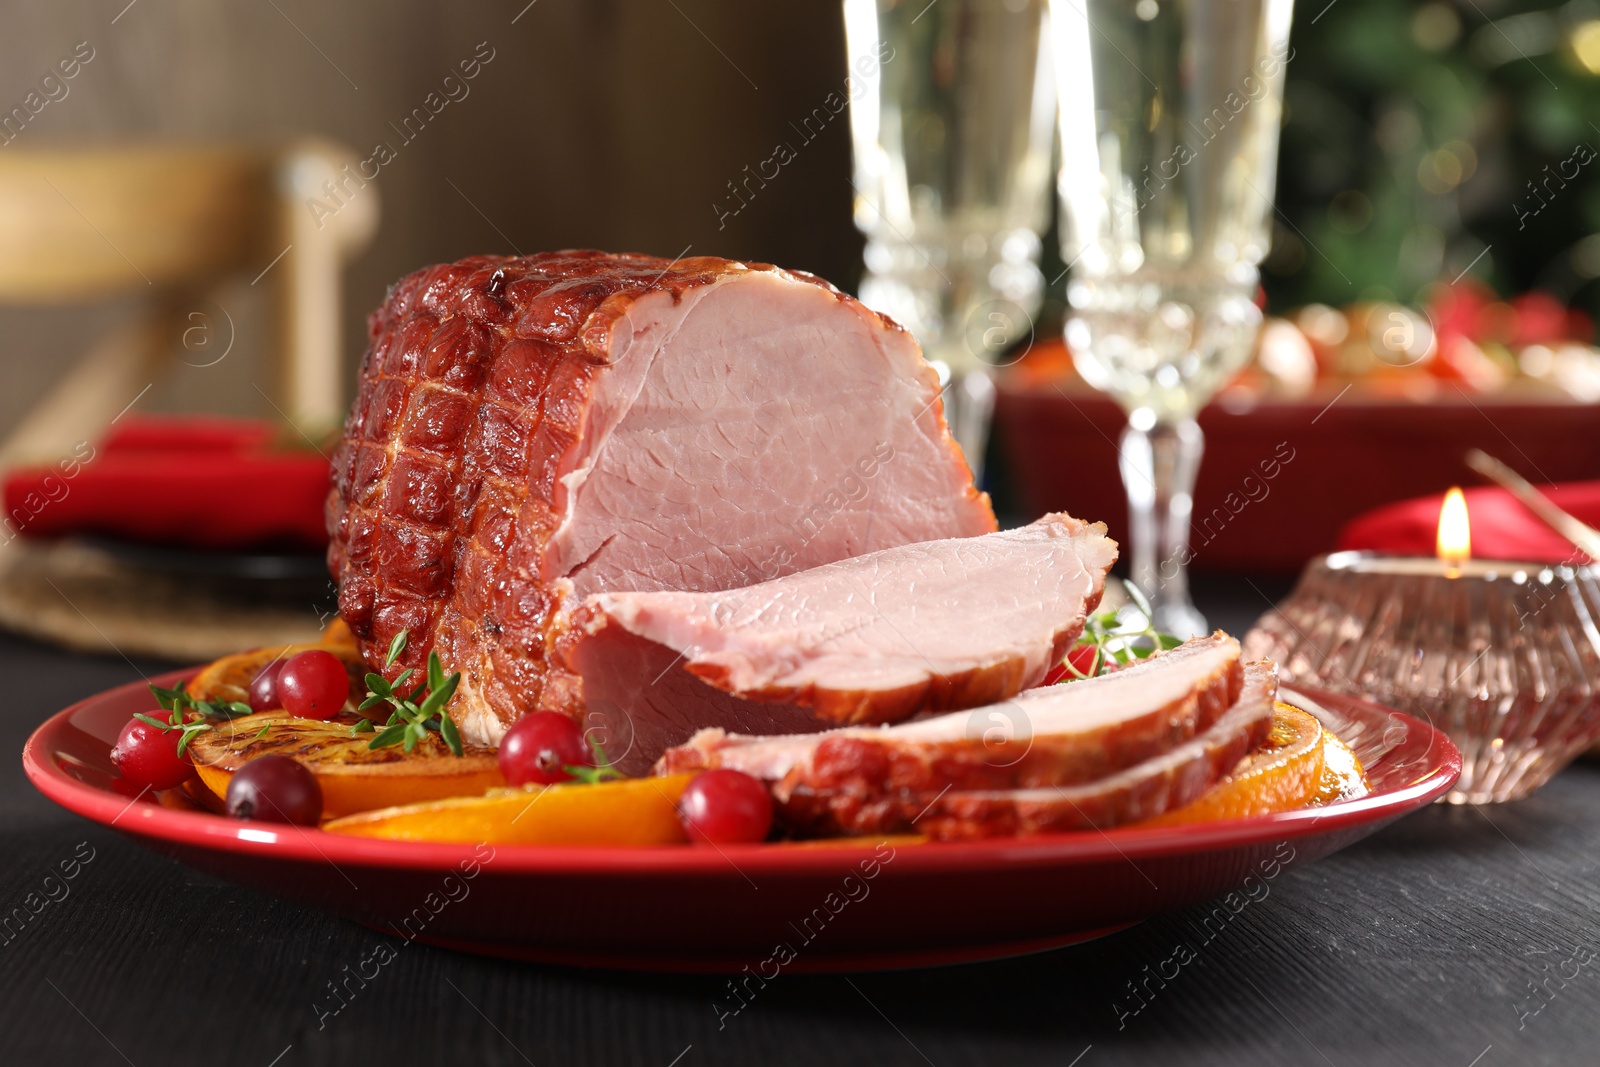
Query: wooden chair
0,140,379,467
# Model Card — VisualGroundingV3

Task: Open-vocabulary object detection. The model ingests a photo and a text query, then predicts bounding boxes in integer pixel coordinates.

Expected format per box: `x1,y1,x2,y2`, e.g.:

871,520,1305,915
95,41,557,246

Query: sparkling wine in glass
1051,0,1294,636
845,0,1058,481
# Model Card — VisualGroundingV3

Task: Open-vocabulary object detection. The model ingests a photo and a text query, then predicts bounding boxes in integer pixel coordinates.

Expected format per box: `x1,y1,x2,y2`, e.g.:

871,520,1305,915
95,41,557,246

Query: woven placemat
0,538,329,663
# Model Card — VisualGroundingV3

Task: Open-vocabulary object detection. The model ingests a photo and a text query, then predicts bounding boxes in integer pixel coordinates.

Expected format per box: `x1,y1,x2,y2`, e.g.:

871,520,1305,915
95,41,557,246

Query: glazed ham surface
657,635,1268,837
327,251,995,746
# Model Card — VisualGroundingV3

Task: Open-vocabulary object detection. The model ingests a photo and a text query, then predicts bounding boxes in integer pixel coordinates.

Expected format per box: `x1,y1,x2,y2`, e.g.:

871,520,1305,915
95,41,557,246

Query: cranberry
110,716,195,791
1044,644,1103,685
248,659,288,713
678,770,773,845
498,712,592,786
226,755,323,825
277,650,349,720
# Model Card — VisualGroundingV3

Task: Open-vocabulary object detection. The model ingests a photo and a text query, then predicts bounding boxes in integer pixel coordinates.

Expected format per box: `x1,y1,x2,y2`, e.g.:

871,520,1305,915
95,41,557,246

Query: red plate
24,671,1459,973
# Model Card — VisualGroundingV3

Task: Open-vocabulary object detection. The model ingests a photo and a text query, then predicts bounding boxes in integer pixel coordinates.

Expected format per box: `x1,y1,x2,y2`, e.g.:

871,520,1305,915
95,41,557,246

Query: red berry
678,770,773,845
110,716,194,791
248,659,287,713
1044,645,1103,685
277,650,349,720
498,712,592,786
226,755,322,825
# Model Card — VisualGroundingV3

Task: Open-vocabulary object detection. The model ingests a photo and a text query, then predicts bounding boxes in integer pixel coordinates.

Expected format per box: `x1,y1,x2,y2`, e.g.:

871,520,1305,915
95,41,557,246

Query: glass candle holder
1244,552,1600,804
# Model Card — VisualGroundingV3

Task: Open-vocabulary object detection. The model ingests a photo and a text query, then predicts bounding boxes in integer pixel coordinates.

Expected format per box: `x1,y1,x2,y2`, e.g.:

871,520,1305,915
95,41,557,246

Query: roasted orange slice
323,774,697,845
188,711,503,819
1145,702,1330,826
1314,726,1370,804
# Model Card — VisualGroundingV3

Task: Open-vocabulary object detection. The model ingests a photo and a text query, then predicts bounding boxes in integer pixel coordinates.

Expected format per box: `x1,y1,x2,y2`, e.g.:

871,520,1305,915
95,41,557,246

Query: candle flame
1437,487,1471,567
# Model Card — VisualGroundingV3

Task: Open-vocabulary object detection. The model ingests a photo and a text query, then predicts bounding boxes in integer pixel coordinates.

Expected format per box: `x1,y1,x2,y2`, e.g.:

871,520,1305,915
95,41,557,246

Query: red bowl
23,671,1459,973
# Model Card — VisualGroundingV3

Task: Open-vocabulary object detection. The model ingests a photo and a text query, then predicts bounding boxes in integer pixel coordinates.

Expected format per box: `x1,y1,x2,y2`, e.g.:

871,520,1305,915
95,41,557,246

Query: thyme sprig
134,682,254,755
360,630,465,756
565,740,624,785
1058,581,1184,682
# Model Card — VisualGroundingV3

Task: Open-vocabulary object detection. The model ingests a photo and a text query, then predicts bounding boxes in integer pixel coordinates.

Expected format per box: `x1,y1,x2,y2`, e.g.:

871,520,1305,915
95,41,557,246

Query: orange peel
322,774,697,845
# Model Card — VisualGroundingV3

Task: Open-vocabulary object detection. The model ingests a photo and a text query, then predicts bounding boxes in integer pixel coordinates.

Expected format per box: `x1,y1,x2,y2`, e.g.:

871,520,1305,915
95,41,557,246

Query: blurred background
5,0,1600,656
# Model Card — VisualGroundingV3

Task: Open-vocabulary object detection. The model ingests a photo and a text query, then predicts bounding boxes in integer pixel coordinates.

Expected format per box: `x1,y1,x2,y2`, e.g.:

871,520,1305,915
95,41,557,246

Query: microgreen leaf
385,630,408,668
132,712,171,730
347,719,375,736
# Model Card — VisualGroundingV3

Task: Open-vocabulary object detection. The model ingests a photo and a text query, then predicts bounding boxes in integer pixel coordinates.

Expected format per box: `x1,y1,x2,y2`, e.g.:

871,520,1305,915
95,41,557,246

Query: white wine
846,0,1056,373
1053,0,1293,419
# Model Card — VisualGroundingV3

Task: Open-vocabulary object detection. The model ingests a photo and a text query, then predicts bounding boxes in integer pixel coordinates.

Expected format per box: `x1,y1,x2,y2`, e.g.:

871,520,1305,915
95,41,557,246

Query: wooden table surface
6,578,1598,1067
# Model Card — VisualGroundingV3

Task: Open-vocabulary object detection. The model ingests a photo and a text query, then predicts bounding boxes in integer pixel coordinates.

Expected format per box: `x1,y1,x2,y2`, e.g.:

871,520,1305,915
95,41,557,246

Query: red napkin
3,416,331,551
1337,481,1600,564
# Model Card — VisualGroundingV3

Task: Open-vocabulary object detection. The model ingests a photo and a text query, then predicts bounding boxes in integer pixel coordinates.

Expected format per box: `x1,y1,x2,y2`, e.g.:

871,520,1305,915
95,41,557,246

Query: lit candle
1436,486,1471,574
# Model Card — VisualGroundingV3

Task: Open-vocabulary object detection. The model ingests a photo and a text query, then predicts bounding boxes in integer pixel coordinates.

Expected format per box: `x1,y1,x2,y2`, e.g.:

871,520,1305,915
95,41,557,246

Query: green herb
133,706,211,757
149,680,252,722
252,723,273,742
361,630,465,756
564,740,624,785
138,680,255,756
1056,581,1185,682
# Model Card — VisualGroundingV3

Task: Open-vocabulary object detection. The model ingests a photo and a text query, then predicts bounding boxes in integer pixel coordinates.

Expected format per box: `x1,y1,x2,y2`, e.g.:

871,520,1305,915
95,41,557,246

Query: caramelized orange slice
323,775,697,845
1314,726,1370,804
1145,702,1329,826
188,711,503,818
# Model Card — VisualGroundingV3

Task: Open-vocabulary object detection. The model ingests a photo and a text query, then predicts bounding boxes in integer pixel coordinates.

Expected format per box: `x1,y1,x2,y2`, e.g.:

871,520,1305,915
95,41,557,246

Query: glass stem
939,364,997,485
1120,413,1208,638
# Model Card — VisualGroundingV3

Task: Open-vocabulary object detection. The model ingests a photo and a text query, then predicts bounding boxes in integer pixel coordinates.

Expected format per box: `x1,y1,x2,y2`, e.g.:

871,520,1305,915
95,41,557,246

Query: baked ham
656,635,1268,837
327,251,996,746
910,660,1277,839
566,513,1118,773
575,513,1117,725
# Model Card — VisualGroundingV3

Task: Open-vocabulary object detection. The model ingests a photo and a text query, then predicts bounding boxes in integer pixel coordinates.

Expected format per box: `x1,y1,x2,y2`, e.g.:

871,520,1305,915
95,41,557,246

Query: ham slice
568,513,1118,775
908,660,1278,839
576,513,1117,727
656,632,1242,794
326,251,996,746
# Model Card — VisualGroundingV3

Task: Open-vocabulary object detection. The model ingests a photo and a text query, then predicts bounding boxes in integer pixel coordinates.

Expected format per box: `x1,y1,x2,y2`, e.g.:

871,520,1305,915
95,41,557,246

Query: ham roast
327,251,996,748
657,636,1271,837
566,514,1118,772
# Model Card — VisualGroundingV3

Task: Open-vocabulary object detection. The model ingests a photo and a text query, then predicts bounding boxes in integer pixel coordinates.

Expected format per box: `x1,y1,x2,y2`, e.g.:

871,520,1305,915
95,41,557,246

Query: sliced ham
656,633,1241,796
569,513,1118,775
576,513,1117,728
325,251,995,746
909,660,1278,839
759,657,1278,839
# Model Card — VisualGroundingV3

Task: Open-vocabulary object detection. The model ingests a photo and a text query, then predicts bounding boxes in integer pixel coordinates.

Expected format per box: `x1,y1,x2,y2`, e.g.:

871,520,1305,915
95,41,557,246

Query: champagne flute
1050,0,1294,636
844,0,1058,482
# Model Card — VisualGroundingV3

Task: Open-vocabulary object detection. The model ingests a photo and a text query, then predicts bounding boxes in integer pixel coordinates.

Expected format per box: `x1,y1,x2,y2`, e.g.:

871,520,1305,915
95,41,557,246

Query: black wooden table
6,576,1599,1067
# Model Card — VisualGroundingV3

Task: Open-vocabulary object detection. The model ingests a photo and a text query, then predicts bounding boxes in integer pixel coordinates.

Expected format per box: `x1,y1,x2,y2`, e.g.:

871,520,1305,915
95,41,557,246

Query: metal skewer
1464,449,1600,562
